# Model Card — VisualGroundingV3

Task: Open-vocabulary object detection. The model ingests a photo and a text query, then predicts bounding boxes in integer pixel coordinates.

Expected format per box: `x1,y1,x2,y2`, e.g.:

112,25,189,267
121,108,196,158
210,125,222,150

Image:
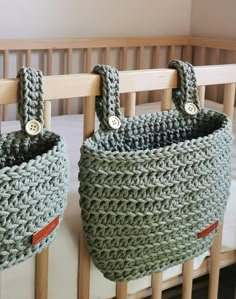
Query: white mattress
0,100,235,299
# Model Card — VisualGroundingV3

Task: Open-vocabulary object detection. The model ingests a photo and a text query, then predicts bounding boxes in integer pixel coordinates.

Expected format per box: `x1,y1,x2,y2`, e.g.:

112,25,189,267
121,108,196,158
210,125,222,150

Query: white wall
191,0,236,38
0,0,191,39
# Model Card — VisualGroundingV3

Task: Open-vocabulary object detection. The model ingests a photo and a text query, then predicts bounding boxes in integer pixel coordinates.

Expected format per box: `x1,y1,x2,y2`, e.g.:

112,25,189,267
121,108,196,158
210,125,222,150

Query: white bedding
0,100,235,299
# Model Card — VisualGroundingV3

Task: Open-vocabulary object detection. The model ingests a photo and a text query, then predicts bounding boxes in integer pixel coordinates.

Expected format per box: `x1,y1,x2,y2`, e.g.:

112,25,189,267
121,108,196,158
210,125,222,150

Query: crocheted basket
0,68,69,270
79,61,233,282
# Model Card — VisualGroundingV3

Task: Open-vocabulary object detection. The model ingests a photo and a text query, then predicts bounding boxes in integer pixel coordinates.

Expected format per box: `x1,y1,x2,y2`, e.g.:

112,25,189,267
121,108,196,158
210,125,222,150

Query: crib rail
190,36,236,51
1,35,236,121
0,36,189,119
190,37,236,106
0,36,190,50
0,64,235,299
1,65,236,103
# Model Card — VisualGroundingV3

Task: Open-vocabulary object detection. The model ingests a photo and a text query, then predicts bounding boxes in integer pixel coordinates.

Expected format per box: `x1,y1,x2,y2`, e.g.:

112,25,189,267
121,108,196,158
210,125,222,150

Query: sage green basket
79,60,232,282
0,67,69,270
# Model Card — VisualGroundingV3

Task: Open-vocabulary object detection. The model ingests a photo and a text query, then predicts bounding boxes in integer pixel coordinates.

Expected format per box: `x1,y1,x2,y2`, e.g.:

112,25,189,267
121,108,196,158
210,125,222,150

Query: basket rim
0,129,67,173
82,108,232,158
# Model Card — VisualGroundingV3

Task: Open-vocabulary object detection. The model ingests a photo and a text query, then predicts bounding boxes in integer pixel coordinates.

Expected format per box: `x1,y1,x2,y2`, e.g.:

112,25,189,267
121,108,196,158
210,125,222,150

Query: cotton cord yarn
0,67,69,270
79,61,233,281
93,64,122,130
18,68,44,130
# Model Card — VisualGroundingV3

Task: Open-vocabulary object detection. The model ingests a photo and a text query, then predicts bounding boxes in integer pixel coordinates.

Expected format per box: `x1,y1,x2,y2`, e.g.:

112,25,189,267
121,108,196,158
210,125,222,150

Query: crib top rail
0,36,190,50
190,36,236,51
0,36,236,51
0,64,235,104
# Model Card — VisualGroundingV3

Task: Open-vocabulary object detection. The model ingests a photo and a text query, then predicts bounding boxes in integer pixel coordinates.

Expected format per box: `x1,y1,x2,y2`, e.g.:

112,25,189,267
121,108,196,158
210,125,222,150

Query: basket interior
0,131,60,169
94,111,226,152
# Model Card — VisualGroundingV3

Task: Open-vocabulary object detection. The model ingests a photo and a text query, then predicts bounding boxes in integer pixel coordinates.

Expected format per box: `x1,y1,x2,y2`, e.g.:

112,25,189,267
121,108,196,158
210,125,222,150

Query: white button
184,103,198,115
25,120,42,136
108,116,121,129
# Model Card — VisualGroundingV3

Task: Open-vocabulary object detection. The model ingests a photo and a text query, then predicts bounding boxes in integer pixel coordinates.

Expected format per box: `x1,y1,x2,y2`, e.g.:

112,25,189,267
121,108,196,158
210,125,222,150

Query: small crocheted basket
0,68,69,270
79,60,233,282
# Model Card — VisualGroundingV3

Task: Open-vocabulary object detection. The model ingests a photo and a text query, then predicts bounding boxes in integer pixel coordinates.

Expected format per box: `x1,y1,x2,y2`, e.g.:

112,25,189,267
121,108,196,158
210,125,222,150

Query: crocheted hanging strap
92,65,122,130
17,67,44,133
168,60,201,115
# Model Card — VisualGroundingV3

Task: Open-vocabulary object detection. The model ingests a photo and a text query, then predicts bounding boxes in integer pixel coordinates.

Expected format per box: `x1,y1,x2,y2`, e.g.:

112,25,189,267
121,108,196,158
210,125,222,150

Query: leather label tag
32,215,59,246
197,221,218,239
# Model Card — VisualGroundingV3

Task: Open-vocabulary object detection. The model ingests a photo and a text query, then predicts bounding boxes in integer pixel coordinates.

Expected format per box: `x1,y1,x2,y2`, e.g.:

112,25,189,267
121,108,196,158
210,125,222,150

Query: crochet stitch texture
0,68,69,270
79,61,233,281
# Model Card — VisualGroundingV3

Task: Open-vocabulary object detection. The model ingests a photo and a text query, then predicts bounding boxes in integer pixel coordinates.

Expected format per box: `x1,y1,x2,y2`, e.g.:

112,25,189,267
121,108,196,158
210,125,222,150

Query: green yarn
0,67,69,270
92,65,122,130
17,68,44,130
168,60,201,113
79,61,233,281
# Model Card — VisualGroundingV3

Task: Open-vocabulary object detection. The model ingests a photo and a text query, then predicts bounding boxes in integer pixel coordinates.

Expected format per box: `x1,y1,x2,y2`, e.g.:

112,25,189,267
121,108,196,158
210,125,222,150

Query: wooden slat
215,49,220,66
151,46,160,102
83,47,93,118
233,50,236,63
116,282,128,299
152,273,163,299
26,49,31,67
35,100,52,299
0,36,190,50
47,49,52,75
198,85,206,107
104,47,110,64
43,100,52,129
208,224,223,299
46,49,54,115
65,48,72,114
136,46,144,104
35,63,52,299
82,47,92,115
182,260,193,299
120,47,127,107
124,92,136,117
137,46,144,69
3,50,9,78
200,47,206,65
1,65,236,104
86,48,92,72
223,83,235,120
152,46,160,69
78,229,91,299
116,91,136,299
78,95,95,299
35,249,48,299
121,47,127,71
83,95,95,140
212,49,220,103
182,45,192,63
3,50,9,120
169,45,176,61
161,88,172,111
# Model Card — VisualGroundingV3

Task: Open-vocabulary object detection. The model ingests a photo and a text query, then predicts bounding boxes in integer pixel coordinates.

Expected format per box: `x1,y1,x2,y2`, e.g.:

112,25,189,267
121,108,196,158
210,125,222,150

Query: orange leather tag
32,215,59,246
197,221,218,239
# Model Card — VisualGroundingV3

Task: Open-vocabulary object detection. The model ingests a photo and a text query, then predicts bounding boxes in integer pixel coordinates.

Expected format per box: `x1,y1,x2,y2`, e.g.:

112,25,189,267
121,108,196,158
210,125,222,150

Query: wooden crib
0,36,236,299
1,35,236,120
